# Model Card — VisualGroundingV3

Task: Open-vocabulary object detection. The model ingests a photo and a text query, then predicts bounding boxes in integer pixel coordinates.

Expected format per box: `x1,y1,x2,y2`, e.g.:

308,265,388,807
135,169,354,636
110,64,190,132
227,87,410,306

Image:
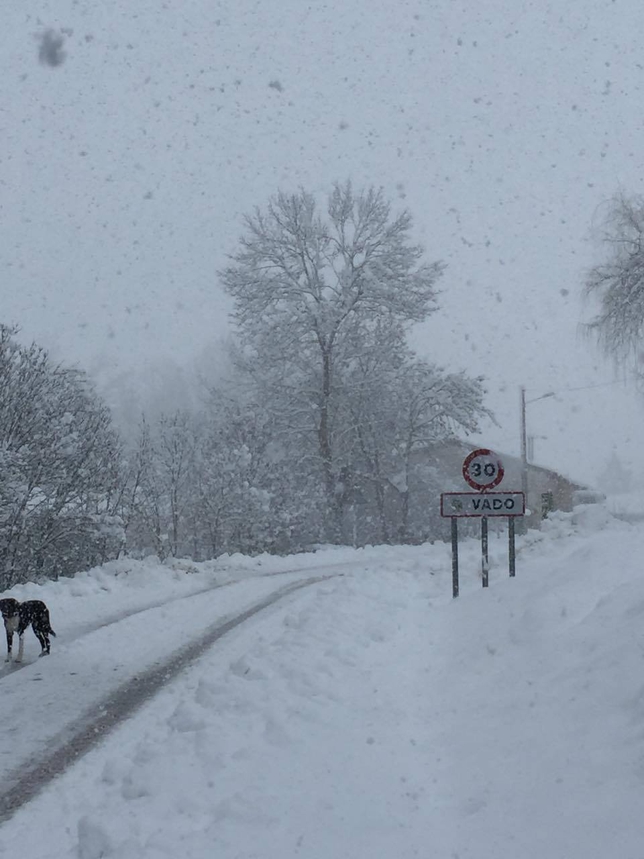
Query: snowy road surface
0,574,330,823
0,508,644,857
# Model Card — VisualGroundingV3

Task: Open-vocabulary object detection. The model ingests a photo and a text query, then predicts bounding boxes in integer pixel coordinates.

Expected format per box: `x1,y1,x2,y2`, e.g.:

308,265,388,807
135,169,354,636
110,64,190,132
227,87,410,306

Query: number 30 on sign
462,448,505,491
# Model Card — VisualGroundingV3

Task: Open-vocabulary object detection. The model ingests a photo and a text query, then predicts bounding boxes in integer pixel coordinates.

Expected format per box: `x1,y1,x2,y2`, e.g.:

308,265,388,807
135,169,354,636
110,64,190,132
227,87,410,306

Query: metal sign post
441,450,525,597
508,517,516,577
451,517,459,598
481,516,489,588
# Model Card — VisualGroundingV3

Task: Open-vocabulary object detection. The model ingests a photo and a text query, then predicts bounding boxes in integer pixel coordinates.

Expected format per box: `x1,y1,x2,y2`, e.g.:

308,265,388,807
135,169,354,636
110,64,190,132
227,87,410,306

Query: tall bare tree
220,182,444,540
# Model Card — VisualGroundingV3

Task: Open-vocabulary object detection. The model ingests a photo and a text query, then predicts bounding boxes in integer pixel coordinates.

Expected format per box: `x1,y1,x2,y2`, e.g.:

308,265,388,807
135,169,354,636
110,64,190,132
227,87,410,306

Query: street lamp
520,386,555,508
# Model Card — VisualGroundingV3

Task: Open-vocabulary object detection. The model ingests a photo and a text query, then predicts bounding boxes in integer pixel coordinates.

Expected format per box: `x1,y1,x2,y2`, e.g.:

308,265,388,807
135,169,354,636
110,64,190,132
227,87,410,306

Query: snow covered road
0,573,332,824
1,509,644,857
0,552,444,858
0,552,372,796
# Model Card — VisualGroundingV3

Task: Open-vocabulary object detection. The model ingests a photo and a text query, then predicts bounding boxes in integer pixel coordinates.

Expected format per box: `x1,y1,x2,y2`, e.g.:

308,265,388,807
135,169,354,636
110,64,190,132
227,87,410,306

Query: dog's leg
4,625,12,663
34,627,49,656
14,617,29,664
15,632,24,664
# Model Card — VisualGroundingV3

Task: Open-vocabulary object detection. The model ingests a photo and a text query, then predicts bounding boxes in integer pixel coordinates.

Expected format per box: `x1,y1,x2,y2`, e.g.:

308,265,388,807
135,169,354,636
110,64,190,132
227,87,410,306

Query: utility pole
520,386,555,522
520,385,528,502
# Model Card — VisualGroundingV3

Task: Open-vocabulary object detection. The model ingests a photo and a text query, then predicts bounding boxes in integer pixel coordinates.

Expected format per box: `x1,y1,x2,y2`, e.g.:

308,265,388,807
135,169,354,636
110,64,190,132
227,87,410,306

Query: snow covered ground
0,506,642,858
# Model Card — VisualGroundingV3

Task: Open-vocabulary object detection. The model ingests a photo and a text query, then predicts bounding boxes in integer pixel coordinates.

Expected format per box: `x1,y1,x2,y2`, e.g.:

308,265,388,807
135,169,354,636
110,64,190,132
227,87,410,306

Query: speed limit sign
462,448,504,491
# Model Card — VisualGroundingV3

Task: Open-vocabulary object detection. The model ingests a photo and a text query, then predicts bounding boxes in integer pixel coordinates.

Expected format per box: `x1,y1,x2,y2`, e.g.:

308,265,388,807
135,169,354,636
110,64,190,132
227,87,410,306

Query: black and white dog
0,598,56,663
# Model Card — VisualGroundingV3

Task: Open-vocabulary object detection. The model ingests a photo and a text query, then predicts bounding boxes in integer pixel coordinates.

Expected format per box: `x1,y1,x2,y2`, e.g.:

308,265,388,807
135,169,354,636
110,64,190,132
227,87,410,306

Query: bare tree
126,412,198,559
193,383,320,556
339,320,491,542
156,412,196,557
220,181,444,540
584,193,644,368
126,417,166,558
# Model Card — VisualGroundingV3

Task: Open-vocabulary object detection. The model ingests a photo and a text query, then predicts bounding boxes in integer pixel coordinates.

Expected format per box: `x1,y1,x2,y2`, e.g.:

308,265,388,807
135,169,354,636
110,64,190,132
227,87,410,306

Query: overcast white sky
3,0,644,486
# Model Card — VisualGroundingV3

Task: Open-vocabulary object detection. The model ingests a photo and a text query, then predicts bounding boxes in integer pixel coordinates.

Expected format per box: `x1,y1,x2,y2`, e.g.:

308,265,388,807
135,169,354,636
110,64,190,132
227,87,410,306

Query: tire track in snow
0,559,358,681
71,560,355,640
0,575,329,825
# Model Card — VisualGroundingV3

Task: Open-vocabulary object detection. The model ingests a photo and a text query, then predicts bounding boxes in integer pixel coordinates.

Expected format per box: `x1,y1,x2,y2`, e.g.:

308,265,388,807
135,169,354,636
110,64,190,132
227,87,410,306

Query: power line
535,376,637,396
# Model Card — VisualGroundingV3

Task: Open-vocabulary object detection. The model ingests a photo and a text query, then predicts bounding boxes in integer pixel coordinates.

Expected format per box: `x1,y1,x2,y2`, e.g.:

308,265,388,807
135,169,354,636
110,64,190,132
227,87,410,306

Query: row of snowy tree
0,326,123,586
0,183,492,585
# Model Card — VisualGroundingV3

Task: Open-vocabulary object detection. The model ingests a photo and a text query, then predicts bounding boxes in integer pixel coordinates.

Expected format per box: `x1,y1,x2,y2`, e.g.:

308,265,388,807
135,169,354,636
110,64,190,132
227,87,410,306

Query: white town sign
440,491,525,518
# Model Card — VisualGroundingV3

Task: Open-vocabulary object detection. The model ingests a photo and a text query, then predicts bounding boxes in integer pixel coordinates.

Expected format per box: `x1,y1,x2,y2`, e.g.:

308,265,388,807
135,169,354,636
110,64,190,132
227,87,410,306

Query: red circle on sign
462,448,505,491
